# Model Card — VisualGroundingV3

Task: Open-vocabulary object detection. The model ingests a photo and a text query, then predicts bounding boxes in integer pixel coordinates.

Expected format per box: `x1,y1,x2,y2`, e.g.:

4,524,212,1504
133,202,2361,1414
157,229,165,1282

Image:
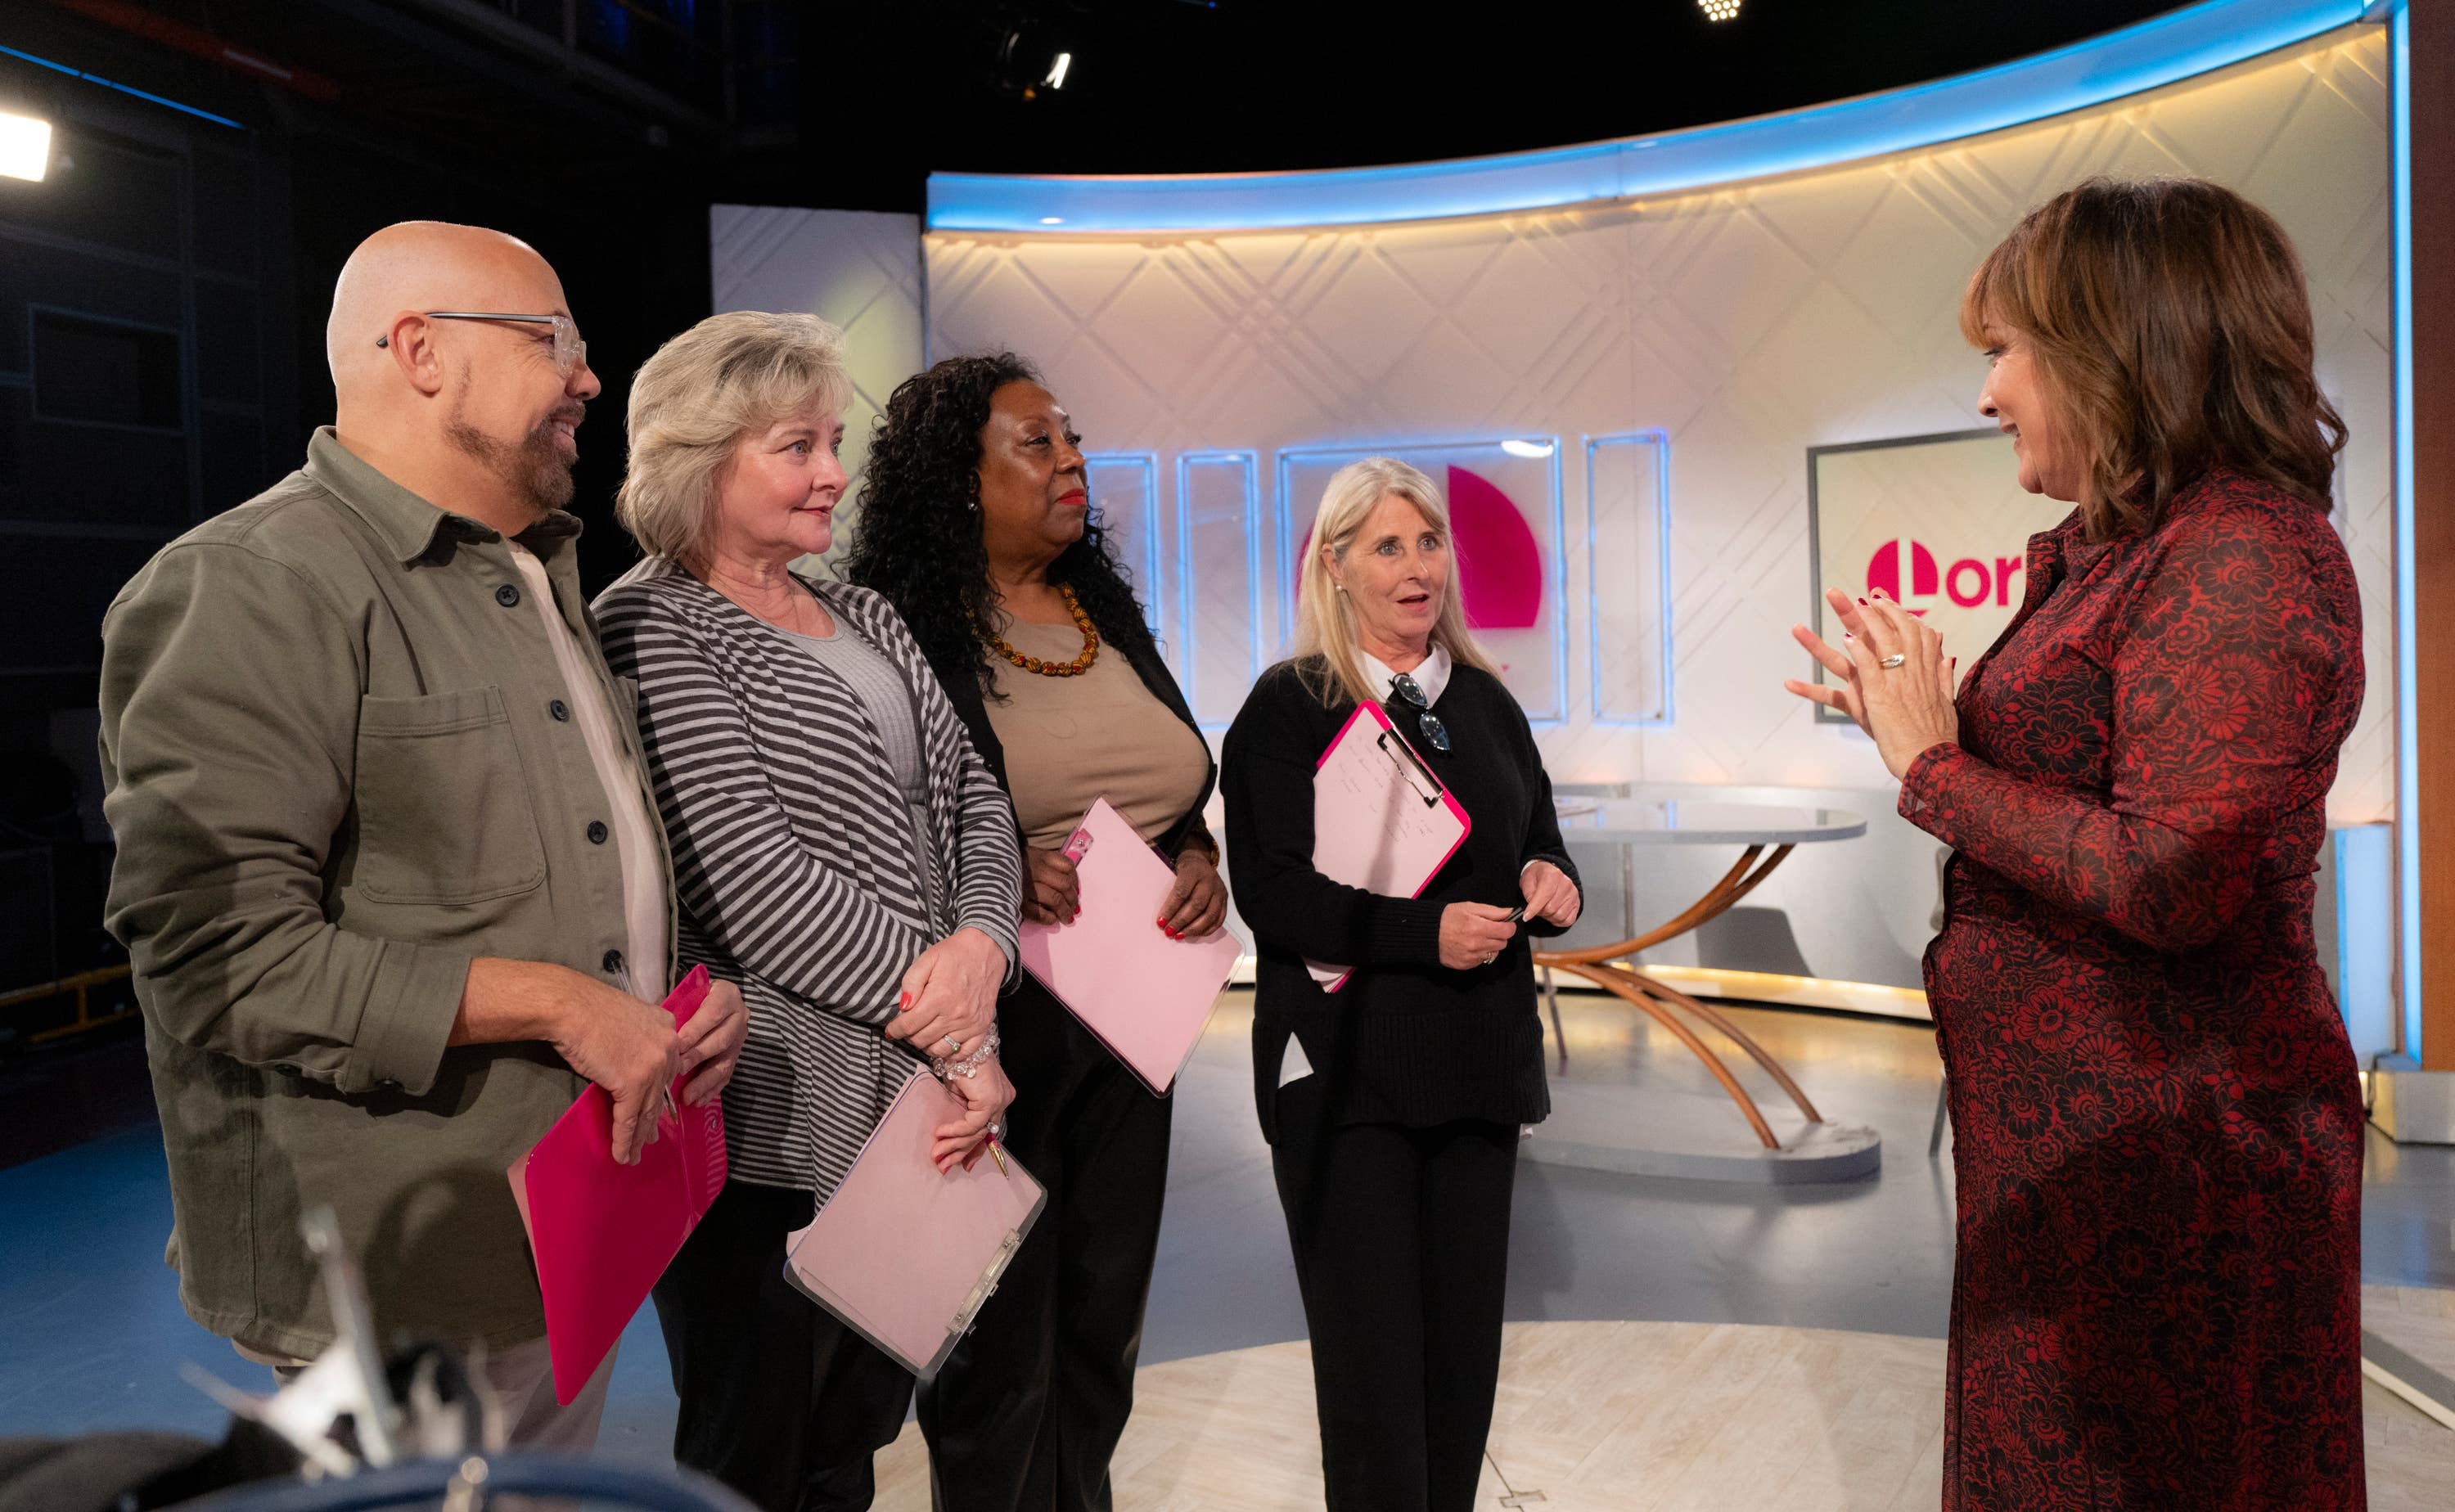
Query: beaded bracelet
931,1028,1002,1082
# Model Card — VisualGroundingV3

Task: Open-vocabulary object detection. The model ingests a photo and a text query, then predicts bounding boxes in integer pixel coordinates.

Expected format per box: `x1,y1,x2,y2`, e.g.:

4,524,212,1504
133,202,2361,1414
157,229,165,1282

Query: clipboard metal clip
950,1228,1025,1336
1376,731,1446,808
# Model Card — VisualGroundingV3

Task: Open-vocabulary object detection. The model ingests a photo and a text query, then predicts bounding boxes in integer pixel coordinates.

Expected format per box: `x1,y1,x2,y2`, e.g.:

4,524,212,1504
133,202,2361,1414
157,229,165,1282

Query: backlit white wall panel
710,32,2390,989
920,31,2391,821
709,205,925,562
910,34,2393,990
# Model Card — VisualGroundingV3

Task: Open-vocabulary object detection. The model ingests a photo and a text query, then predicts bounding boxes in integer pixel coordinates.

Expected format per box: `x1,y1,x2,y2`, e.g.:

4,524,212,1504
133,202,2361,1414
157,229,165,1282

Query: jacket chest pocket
353,686,549,904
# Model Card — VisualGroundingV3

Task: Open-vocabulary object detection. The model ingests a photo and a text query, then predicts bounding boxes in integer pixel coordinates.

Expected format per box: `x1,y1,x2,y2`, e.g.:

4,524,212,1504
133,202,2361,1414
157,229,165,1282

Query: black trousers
1271,1074,1520,1512
652,1179,916,1512
917,988,1173,1512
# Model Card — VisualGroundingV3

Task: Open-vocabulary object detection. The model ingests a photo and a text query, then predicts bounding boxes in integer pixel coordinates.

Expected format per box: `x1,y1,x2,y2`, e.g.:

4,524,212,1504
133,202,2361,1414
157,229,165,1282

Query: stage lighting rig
992,4,1087,101
1699,0,1742,20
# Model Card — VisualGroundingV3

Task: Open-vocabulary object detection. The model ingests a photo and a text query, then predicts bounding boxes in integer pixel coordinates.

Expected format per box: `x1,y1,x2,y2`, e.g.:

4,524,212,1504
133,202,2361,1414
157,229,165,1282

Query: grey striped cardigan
594,557,1022,1198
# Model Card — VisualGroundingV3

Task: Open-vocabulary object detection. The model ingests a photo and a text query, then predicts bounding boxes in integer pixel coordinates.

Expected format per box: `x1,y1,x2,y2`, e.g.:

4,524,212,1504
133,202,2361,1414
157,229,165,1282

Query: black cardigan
1221,657,1576,1139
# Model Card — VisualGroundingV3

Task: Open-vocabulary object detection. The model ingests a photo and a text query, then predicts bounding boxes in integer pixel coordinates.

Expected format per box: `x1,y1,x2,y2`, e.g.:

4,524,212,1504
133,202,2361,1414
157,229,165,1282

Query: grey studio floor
3,989,2452,1469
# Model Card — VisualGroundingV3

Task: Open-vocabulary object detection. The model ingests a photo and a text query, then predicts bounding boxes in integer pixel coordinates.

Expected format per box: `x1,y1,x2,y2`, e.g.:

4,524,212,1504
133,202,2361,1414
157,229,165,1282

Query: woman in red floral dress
1787,178,2367,1509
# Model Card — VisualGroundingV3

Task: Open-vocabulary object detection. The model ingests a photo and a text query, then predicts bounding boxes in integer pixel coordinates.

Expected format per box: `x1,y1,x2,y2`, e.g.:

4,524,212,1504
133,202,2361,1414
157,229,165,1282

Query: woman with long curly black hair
840,353,1224,1512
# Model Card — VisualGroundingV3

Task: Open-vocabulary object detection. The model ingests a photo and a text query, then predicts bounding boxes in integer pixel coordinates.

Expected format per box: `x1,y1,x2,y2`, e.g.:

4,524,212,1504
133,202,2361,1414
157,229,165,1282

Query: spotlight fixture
993,11,1081,101
1699,0,1741,20
0,110,52,182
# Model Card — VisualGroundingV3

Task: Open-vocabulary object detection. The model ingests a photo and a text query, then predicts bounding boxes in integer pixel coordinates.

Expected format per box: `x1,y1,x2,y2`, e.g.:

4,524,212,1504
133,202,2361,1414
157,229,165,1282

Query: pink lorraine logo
1864,539,2023,616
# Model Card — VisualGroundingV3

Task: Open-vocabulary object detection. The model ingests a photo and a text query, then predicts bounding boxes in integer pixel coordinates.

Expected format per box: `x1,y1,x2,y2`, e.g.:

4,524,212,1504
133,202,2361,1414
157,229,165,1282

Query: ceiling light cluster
1699,0,1742,20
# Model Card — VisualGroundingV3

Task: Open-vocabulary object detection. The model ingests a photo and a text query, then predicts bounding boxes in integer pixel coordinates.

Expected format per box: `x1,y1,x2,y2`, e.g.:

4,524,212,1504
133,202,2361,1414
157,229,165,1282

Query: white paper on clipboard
1305,702,1472,991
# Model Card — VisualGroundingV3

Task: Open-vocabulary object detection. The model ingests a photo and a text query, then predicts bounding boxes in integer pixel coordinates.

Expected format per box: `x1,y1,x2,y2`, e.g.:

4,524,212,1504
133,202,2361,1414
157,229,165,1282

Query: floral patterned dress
1897,467,2367,1510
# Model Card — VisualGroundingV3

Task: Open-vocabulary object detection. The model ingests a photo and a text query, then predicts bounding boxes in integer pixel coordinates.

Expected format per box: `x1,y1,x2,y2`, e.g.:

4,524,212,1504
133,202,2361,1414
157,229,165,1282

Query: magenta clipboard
1305,702,1471,991
1016,796,1243,1096
508,965,727,1404
782,1069,1047,1381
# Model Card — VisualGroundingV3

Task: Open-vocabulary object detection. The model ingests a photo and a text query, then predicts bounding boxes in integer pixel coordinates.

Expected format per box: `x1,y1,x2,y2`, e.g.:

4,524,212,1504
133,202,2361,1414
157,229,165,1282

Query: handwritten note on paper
1304,704,1471,989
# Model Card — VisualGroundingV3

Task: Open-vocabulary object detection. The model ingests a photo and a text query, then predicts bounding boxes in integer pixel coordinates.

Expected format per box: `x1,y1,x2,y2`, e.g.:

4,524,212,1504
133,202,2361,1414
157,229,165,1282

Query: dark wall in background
0,8,720,990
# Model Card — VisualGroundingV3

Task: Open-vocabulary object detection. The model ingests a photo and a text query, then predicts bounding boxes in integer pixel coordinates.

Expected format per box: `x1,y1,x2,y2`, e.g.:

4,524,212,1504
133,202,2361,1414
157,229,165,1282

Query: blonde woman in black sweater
1221,457,1580,1512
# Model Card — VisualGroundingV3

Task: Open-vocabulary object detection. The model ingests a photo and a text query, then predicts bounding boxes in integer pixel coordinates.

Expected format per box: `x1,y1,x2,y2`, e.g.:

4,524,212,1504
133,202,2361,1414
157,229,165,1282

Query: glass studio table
1533,798,1871,1175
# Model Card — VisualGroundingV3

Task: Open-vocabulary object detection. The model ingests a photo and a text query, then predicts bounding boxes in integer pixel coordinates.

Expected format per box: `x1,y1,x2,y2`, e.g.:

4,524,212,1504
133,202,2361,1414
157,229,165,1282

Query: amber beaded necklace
982,583,1100,677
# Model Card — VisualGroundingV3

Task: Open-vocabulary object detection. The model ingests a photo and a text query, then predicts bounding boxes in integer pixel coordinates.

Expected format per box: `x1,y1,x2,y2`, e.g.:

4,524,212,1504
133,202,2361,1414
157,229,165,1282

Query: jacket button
587,821,609,844
603,949,624,975
549,699,570,722
496,583,521,608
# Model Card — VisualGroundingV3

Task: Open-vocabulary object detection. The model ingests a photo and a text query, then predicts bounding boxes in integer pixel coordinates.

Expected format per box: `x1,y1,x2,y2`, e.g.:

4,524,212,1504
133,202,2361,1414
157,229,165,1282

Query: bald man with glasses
97,221,746,1444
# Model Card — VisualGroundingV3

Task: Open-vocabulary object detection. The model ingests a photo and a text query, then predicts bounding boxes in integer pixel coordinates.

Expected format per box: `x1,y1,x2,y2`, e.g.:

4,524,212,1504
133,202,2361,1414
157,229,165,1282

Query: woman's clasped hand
1784,587,1961,780
880,925,1015,1172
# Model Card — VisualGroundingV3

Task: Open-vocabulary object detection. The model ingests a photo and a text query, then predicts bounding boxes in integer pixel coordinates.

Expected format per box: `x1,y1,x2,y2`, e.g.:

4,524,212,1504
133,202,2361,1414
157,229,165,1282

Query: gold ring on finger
1879,653,1907,670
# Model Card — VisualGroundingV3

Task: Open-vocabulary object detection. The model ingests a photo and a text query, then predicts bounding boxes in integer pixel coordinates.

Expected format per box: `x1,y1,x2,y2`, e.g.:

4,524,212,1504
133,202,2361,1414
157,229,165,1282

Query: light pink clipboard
508,965,727,1405
782,1069,1047,1380
1306,702,1472,991
1016,796,1244,1096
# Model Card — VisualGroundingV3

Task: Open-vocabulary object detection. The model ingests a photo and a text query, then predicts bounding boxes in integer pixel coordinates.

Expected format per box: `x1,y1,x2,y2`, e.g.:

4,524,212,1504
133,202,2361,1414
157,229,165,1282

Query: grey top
1550,798,1868,846
777,616,926,806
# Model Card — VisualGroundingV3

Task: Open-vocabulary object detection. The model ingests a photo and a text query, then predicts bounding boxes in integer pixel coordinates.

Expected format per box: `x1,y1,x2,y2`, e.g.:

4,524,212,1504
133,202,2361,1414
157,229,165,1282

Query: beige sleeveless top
982,618,1210,850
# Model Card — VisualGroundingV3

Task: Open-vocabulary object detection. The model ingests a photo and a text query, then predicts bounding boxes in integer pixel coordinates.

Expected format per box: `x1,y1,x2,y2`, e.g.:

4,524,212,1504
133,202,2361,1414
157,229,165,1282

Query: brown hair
1959,177,2345,539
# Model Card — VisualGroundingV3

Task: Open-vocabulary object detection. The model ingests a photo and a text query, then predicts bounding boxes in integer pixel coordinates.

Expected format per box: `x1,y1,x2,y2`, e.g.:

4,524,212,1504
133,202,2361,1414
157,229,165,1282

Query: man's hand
454,958,681,1165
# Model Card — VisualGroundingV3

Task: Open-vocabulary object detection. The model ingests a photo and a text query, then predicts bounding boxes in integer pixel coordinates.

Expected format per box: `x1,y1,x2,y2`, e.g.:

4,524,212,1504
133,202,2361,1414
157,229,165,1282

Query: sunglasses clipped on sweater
1385,671,1451,753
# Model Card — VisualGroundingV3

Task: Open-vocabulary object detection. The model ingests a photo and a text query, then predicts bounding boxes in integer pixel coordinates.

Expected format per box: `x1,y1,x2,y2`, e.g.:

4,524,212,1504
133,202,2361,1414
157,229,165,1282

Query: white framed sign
1805,429,2073,722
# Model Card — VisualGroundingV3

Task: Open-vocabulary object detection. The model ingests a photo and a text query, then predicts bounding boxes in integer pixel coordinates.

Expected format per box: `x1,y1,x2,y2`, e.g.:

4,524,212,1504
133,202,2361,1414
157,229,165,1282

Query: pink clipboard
1016,796,1244,1096
507,965,727,1405
783,1069,1047,1379
1306,702,1471,991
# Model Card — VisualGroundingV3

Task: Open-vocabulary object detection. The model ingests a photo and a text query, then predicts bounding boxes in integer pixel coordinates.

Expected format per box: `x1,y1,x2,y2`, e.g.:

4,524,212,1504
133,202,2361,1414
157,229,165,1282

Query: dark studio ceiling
13,0,2200,213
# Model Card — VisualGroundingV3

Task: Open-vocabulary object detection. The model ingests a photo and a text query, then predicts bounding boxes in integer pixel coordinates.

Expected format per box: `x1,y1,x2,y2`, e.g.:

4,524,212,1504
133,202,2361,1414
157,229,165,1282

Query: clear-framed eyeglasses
1386,671,1452,753
376,312,588,377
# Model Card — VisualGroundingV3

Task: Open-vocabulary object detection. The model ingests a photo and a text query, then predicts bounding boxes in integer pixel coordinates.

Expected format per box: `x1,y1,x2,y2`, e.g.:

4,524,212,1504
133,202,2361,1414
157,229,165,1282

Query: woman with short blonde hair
1223,457,1580,1511
597,310,1023,1512
615,308,855,568
1786,176,2365,1508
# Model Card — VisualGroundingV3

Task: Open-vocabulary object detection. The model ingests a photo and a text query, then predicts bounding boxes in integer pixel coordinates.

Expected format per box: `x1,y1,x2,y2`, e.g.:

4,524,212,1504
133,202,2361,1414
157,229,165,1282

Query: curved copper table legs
1532,844,1825,1151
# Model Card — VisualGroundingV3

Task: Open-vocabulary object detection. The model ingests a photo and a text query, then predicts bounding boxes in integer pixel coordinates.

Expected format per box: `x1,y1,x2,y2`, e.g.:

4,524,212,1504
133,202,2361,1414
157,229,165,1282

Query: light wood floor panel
872,1320,2449,1509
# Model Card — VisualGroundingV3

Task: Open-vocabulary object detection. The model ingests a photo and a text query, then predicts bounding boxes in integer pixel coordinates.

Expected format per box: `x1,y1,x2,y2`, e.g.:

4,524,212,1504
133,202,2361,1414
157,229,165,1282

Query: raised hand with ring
1782,587,1961,781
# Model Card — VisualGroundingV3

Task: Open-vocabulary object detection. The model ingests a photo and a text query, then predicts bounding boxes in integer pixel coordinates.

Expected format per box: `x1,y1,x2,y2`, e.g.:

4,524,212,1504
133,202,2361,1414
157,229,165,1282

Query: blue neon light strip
1086,452,1165,642
1175,450,1265,729
2390,2,2421,1060
1585,432,1676,728
0,43,246,131
928,0,2365,233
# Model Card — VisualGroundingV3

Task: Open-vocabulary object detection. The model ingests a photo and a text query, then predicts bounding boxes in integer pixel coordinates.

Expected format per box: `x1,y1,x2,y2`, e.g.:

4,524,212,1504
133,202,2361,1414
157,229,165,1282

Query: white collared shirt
507,542,672,1000
1362,643,1453,708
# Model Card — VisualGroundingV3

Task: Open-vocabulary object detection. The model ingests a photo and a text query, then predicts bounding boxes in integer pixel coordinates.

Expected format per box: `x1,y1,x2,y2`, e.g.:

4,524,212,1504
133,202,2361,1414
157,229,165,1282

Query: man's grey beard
445,412,578,515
